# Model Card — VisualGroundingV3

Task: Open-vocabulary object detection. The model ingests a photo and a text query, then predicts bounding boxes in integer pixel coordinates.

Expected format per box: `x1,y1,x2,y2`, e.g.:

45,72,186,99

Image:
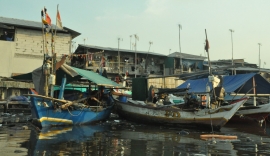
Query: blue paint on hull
30,96,113,127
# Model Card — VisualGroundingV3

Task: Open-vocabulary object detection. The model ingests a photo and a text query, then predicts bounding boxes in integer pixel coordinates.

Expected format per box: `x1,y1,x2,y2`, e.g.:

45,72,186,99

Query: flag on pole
205,39,209,52
46,13,51,25
56,8,63,29
44,8,51,25
41,9,48,25
42,7,51,32
134,34,139,41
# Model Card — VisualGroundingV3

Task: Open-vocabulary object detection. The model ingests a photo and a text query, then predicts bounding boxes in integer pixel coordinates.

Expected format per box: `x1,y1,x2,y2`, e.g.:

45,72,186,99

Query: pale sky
1,0,270,68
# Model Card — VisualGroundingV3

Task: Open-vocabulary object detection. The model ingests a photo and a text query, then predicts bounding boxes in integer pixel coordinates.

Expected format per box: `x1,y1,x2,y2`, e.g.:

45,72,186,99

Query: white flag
56,9,63,29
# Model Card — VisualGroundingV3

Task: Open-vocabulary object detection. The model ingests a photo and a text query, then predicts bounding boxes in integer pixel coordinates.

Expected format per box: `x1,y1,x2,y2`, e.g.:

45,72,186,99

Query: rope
264,117,267,134
209,109,214,134
67,106,84,116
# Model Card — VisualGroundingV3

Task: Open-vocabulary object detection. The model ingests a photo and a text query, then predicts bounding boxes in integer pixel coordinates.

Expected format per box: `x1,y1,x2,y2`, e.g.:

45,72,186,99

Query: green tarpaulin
12,65,121,88
72,67,120,87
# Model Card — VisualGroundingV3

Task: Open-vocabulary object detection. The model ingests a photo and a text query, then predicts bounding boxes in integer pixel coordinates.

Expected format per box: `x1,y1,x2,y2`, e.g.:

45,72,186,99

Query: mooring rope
67,106,84,116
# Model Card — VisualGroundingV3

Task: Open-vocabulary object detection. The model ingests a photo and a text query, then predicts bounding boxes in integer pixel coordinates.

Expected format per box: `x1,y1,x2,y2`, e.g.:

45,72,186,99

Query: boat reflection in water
29,124,109,156
28,122,270,156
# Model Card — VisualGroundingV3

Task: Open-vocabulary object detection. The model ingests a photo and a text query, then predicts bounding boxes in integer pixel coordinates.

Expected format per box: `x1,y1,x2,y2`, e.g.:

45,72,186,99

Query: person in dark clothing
147,85,154,103
102,68,108,78
0,34,5,40
3,31,13,41
214,86,225,107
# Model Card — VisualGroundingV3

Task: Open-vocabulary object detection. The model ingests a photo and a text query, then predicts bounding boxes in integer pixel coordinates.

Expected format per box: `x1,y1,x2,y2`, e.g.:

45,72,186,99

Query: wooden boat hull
115,98,248,130
230,103,270,123
30,96,113,128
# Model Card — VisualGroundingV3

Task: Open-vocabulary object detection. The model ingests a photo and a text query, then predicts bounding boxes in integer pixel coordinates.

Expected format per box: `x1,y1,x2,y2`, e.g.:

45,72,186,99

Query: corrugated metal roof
0,16,81,38
76,44,167,56
233,67,270,72
168,52,206,60
0,16,59,30
203,65,270,72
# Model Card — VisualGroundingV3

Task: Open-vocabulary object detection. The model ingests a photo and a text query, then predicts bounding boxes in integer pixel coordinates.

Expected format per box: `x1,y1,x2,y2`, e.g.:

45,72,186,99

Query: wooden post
253,77,256,106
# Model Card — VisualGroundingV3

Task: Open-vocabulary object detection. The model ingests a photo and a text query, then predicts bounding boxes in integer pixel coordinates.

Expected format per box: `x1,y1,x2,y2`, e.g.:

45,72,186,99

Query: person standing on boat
212,76,225,107
147,85,155,103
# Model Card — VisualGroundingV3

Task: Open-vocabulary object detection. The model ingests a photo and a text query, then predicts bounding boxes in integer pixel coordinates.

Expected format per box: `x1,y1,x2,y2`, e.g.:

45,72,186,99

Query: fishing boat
25,63,121,128
114,77,248,130
233,103,270,125
225,95,270,125
114,95,247,130
10,7,122,128
177,73,270,125
13,57,121,128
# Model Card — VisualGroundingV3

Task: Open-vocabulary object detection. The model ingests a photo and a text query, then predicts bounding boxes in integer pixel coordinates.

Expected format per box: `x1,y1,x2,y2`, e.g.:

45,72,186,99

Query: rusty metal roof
168,52,206,60
75,44,167,57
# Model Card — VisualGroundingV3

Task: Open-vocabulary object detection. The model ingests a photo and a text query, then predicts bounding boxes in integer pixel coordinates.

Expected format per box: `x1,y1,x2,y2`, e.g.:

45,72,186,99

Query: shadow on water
2,117,270,155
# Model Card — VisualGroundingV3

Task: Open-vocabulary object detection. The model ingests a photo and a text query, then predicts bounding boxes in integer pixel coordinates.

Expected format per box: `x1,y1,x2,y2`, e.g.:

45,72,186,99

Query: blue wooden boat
29,91,114,127
22,62,121,128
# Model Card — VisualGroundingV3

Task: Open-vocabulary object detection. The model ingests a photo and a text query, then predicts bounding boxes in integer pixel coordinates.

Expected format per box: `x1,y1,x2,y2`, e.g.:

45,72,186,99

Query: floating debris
177,130,189,135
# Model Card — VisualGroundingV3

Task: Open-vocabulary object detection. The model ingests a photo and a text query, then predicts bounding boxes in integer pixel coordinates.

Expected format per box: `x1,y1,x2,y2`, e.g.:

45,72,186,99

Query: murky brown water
0,113,270,156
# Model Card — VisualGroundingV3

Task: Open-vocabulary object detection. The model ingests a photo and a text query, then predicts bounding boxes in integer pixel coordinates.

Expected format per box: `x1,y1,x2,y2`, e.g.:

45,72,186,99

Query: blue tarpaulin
177,73,270,94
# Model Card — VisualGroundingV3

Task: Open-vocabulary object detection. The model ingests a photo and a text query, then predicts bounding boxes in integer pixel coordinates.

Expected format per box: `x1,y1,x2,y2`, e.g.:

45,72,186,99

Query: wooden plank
24,94,70,103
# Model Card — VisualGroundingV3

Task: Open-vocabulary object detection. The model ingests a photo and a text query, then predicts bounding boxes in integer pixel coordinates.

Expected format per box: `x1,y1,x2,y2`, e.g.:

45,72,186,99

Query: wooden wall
147,76,184,89
0,28,73,77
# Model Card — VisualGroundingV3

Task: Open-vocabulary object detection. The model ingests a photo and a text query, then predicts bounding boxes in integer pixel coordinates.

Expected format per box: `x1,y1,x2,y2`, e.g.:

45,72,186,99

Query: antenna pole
118,38,123,74
229,29,234,75
258,43,262,72
145,41,153,73
134,34,138,78
178,24,183,73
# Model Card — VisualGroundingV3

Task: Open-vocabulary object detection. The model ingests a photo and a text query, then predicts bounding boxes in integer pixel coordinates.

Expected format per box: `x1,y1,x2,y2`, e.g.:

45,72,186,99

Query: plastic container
119,95,128,103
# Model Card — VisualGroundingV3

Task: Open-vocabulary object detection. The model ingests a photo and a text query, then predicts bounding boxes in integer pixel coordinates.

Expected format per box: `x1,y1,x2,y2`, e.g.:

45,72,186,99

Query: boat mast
205,29,212,75
204,29,217,108
42,7,50,97
49,5,60,98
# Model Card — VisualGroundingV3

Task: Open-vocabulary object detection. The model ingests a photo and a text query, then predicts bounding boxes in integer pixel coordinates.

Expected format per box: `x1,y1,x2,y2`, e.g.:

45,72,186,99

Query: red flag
46,13,51,25
205,39,210,52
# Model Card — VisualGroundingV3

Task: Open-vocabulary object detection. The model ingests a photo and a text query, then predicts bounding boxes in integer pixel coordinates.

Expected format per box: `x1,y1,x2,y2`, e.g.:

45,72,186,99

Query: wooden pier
0,100,30,113
0,78,33,114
